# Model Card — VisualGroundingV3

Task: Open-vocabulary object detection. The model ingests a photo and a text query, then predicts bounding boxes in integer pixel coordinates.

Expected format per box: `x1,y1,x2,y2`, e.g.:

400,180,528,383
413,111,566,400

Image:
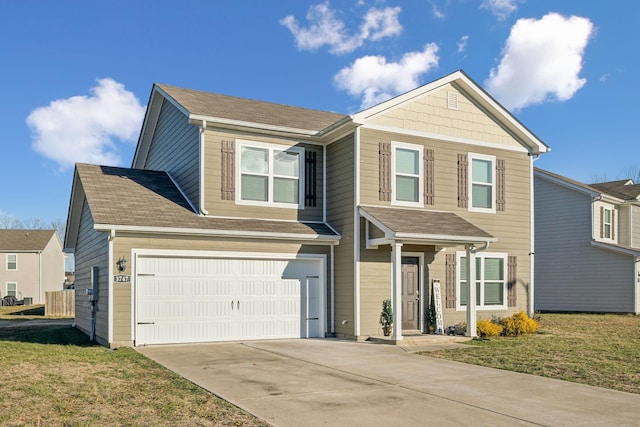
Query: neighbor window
469,153,495,213
392,141,423,206
237,141,304,208
457,252,507,310
6,282,17,298
603,208,612,239
6,254,17,270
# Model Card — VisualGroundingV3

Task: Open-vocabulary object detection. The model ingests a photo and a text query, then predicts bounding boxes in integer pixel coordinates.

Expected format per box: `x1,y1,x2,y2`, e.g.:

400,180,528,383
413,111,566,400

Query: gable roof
535,168,640,203
0,229,57,251
64,164,339,249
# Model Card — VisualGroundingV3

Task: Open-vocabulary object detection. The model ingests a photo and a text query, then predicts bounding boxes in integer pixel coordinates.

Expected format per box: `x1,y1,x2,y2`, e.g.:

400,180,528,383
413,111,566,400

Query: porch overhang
360,205,497,248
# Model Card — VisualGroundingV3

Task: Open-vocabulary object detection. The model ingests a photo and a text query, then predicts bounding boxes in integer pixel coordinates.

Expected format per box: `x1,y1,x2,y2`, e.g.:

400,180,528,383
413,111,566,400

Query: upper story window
457,252,507,310
603,208,612,239
237,140,304,209
6,254,17,270
392,141,423,207
469,153,496,213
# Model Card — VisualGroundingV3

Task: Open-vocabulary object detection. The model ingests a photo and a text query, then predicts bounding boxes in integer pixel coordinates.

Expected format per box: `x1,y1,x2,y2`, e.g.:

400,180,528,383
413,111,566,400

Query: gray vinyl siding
326,134,355,338
143,99,200,209
534,176,635,312
74,200,110,345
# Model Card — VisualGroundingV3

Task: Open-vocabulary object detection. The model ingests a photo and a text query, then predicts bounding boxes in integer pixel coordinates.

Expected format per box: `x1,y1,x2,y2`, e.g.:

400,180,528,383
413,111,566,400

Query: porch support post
465,244,478,338
392,242,403,341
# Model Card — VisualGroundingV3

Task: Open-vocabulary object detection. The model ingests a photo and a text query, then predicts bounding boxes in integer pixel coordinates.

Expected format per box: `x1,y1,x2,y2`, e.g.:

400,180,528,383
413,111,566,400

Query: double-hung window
457,252,507,310
6,254,17,270
237,141,304,209
6,282,17,298
603,208,612,239
392,141,423,207
469,153,495,213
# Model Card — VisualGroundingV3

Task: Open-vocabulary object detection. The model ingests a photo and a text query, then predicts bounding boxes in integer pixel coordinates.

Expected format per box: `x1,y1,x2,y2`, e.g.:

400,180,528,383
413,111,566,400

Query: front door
401,256,420,331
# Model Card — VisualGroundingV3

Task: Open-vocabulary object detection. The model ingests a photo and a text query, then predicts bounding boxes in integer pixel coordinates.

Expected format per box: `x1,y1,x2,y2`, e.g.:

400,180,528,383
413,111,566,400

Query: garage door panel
135,256,323,345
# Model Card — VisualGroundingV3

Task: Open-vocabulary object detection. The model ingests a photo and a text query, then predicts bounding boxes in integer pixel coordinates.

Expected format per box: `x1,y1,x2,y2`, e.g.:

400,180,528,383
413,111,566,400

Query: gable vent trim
447,91,459,110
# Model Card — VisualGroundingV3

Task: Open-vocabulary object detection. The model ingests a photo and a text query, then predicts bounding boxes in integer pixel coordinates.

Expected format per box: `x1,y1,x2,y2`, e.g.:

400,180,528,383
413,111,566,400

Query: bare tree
590,173,609,184
0,214,23,229
618,166,640,183
0,215,66,242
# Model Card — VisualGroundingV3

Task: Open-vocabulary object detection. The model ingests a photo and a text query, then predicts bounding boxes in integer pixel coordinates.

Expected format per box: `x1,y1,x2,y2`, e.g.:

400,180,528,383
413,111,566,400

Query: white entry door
134,255,323,345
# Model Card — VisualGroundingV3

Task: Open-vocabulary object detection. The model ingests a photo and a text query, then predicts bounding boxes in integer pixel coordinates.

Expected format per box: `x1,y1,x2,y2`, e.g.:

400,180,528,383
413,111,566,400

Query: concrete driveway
138,339,640,426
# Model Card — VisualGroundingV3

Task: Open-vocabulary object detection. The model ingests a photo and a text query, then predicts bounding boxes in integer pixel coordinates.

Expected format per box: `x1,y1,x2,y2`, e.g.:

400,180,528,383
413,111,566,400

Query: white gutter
199,120,209,215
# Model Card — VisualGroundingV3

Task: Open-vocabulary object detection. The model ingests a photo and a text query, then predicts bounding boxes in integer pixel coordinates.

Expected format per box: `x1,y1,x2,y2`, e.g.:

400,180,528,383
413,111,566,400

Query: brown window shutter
496,159,505,211
457,154,468,208
508,256,517,307
424,148,435,205
305,151,317,207
445,254,456,308
599,206,604,238
611,210,615,239
221,140,235,200
379,142,391,201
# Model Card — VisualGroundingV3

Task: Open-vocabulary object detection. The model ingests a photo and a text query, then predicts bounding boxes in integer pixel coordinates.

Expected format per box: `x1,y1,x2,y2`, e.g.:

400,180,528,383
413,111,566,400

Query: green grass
0,324,270,426
423,313,640,394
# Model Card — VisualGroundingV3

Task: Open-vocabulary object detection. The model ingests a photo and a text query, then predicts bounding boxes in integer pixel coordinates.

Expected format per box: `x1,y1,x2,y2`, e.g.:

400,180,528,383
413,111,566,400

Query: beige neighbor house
534,169,640,314
64,70,549,347
0,229,65,304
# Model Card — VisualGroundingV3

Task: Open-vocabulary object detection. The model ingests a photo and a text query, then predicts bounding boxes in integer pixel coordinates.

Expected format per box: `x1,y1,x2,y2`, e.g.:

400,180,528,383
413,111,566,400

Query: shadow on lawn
0,324,97,347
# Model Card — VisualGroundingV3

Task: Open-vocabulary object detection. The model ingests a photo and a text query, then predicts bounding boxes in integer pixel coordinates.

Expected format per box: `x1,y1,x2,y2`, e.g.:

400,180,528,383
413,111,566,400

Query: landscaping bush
477,319,503,337
501,311,539,336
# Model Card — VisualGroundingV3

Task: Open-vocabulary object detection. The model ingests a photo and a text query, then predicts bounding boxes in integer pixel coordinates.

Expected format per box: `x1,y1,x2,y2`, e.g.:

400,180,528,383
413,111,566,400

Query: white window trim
6,282,17,298
468,152,496,214
6,254,17,271
603,207,613,240
235,139,305,210
391,141,424,207
455,251,508,311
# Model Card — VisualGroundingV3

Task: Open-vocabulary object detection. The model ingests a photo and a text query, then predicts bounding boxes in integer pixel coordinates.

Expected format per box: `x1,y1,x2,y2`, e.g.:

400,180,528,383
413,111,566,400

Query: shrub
477,319,503,337
453,322,467,336
501,311,539,336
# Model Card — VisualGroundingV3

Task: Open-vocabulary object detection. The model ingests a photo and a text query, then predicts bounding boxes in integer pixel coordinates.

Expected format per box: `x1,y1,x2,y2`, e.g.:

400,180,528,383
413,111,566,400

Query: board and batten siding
74,200,110,345
111,234,333,344
142,99,200,208
326,134,356,338
534,176,636,312
632,205,640,248
619,206,631,247
202,129,324,221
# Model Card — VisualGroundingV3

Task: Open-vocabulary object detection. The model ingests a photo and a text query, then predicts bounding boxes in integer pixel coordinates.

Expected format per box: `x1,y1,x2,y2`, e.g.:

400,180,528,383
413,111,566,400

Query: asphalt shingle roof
76,163,338,238
0,229,56,251
156,83,348,133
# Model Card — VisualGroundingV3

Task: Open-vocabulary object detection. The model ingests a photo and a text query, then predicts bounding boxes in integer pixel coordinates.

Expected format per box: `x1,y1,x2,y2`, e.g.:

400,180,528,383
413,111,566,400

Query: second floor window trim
391,141,424,207
6,254,17,271
468,152,496,213
603,207,613,240
236,140,305,210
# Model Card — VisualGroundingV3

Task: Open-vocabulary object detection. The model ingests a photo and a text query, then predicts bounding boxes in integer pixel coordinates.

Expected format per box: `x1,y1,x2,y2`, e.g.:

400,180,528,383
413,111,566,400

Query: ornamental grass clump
501,311,539,336
476,319,503,337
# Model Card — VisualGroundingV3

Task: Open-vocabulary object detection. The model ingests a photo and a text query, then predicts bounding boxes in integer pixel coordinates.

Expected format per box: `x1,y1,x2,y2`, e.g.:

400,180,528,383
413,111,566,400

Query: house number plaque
113,275,131,283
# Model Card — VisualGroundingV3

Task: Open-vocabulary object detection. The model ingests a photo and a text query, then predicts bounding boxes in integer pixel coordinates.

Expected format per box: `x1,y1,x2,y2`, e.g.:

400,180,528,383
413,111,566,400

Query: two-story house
534,168,640,314
64,70,549,347
0,229,65,304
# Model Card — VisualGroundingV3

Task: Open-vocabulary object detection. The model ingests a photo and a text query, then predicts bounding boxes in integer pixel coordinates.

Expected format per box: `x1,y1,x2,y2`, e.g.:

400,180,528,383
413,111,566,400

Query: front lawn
0,324,269,426
424,313,640,394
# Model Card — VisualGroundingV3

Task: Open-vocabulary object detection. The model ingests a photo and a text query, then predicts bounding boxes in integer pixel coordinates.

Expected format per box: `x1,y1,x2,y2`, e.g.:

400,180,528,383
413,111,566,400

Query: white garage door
134,255,323,345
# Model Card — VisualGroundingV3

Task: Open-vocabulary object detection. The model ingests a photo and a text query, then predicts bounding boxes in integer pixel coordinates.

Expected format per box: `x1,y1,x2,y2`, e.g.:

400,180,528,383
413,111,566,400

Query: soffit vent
447,91,459,110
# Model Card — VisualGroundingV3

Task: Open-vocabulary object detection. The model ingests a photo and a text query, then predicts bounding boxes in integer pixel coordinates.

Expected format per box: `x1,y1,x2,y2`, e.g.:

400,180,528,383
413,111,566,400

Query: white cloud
432,4,446,20
26,78,145,171
457,35,469,53
280,2,402,54
334,44,439,109
485,13,594,111
481,0,521,20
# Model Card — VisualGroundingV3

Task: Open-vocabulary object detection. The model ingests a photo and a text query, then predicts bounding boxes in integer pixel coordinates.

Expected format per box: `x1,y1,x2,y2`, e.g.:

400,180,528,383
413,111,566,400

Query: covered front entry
134,253,324,346
401,256,420,331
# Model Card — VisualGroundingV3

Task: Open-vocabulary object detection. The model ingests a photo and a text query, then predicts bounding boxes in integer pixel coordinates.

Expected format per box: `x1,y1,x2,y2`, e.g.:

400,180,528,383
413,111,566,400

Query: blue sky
1,0,638,225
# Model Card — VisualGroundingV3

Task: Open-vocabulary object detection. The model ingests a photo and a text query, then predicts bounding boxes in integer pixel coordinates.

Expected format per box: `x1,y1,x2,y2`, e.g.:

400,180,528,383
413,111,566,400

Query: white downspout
38,251,42,303
353,128,361,338
199,120,209,216
530,154,539,317
330,244,335,335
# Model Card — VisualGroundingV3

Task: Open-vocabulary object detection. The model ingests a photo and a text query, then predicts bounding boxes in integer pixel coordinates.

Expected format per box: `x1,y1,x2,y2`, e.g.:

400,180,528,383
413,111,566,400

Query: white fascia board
189,114,318,137
64,170,85,251
395,232,497,245
93,224,341,243
591,240,640,257
358,208,394,240
534,170,601,198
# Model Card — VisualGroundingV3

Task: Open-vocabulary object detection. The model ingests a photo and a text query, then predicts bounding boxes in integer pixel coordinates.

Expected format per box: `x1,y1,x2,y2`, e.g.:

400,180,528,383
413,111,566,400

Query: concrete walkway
138,339,640,427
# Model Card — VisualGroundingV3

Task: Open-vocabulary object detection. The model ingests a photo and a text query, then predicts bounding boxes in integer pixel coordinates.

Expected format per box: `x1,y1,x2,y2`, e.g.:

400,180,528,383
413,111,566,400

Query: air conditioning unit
23,297,33,305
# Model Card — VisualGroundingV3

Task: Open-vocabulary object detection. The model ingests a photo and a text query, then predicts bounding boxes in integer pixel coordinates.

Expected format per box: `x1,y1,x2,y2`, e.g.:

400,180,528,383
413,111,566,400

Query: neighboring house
534,169,640,314
64,70,549,347
535,168,640,314
0,229,65,304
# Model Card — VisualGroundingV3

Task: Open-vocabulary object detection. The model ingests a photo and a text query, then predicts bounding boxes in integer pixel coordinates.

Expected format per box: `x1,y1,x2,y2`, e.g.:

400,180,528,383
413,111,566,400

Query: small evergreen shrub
501,311,539,336
453,322,467,335
476,319,503,337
